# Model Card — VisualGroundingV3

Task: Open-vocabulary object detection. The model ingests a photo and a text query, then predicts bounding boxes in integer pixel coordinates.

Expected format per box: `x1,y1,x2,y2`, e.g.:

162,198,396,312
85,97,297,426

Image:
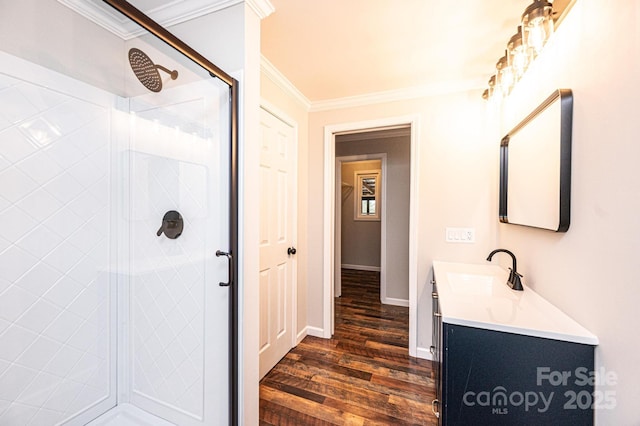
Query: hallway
259,269,437,425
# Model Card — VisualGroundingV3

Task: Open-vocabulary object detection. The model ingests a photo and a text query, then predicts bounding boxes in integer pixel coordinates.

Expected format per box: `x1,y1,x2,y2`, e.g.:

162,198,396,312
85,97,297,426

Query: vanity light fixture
482,0,570,102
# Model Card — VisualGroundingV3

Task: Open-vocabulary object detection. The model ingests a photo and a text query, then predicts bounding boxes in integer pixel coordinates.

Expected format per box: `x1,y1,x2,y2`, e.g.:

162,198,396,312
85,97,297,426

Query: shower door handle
215,250,233,287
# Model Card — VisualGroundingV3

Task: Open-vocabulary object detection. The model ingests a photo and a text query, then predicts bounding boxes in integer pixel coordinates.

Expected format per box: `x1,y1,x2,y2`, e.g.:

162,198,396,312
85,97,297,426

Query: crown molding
309,79,485,112
261,58,485,113
58,0,271,40
260,55,312,110
336,127,411,142
246,0,275,19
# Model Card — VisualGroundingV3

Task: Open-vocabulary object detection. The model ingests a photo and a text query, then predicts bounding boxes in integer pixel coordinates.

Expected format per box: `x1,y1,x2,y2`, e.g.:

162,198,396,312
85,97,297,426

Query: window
354,170,381,221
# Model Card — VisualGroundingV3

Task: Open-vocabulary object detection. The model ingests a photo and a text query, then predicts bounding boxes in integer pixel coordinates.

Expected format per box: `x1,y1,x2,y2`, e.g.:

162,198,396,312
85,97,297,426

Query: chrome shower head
128,47,178,93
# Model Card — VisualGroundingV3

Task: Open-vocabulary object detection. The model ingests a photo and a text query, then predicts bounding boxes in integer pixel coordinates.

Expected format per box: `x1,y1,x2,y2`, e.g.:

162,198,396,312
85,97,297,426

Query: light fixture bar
482,0,575,101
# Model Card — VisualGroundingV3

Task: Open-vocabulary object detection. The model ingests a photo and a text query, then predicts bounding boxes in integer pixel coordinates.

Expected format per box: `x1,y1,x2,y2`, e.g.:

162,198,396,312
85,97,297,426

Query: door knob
287,247,297,256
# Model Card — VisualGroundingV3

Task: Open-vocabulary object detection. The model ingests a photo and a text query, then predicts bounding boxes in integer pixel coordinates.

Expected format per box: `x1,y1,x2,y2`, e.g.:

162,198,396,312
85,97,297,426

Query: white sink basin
446,272,495,295
433,261,599,345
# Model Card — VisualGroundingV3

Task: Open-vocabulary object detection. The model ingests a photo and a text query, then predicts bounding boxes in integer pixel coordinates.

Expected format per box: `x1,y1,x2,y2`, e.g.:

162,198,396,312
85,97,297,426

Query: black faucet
486,249,524,291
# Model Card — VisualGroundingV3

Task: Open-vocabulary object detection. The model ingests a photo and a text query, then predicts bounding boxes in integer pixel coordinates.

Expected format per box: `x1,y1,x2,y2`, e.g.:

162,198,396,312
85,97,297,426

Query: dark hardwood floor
259,269,437,425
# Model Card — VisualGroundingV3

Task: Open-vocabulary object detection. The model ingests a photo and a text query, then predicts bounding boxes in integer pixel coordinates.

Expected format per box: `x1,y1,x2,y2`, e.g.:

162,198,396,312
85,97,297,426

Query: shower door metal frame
101,1,240,425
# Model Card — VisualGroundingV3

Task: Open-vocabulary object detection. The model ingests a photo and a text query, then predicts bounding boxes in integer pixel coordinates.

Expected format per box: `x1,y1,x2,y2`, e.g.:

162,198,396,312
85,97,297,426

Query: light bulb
508,26,530,80
522,0,554,56
488,75,496,97
483,75,497,101
500,67,514,96
496,54,514,97
527,18,546,53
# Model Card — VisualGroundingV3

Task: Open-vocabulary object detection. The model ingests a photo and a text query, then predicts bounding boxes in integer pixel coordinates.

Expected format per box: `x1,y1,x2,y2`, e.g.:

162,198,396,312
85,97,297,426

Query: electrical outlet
446,227,475,243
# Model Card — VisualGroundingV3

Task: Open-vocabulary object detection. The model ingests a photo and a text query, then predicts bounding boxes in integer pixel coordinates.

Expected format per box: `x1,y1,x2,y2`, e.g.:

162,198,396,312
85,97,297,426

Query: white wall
307,92,496,353
169,4,245,75
493,1,640,423
0,0,123,93
239,8,262,424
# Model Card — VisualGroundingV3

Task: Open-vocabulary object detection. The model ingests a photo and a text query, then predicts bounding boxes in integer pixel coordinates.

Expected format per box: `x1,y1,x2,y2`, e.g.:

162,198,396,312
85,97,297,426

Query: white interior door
259,106,296,379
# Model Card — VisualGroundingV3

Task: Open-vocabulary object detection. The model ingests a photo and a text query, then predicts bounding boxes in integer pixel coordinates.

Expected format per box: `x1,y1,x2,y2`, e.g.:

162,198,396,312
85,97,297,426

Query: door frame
323,115,420,357
335,154,387,301
259,99,299,352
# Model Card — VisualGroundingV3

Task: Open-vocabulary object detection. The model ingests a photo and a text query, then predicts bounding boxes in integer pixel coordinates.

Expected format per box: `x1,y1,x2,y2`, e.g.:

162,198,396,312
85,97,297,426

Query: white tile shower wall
125,114,216,420
0,69,115,424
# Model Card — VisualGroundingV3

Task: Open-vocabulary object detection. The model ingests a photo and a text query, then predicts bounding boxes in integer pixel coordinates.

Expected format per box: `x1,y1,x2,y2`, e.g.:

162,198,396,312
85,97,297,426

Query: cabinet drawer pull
431,399,440,418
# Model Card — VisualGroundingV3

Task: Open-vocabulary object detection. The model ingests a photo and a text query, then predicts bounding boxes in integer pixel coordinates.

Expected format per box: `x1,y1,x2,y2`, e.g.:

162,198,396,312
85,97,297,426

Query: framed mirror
499,89,573,232
355,169,381,221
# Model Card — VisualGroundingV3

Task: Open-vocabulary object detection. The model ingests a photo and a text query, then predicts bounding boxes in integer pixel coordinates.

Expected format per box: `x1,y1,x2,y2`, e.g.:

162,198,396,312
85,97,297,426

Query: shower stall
0,0,238,424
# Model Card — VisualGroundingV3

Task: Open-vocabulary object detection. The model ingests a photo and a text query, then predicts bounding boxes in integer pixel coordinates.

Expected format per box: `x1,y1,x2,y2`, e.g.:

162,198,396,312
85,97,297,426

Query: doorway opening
322,116,420,357
335,155,386,302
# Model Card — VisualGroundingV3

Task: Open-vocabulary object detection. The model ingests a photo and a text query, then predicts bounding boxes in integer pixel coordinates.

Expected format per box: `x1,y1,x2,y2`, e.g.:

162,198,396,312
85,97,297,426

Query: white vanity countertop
433,261,598,345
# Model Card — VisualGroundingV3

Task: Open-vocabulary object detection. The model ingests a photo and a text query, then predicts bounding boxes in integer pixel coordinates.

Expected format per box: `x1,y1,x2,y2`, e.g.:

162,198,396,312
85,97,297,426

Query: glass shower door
117,38,232,426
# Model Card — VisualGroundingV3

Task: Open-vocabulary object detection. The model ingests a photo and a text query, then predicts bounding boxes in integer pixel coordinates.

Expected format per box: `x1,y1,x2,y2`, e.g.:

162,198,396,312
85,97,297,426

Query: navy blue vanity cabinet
431,261,599,425
440,324,594,425
431,279,596,425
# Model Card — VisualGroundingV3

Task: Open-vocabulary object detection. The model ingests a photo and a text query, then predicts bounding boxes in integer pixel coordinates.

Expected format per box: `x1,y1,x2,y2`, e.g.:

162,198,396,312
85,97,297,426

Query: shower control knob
287,247,297,256
157,210,183,239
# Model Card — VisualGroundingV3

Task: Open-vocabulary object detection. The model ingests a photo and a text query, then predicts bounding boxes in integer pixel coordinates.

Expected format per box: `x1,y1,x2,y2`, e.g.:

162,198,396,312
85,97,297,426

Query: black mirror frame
499,89,573,232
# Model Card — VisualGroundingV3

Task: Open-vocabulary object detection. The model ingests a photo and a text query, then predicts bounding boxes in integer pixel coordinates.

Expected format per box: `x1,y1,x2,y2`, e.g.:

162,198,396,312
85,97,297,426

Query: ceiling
261,0,534,102
61,0,543,103
58,0,265,39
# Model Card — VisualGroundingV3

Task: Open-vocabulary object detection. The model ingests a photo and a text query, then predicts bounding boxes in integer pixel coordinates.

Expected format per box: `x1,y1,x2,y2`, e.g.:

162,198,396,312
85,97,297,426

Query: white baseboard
416,346,433,360
296,327,307,345
382,297,409,307
341,264,381,272
306,326,325,338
